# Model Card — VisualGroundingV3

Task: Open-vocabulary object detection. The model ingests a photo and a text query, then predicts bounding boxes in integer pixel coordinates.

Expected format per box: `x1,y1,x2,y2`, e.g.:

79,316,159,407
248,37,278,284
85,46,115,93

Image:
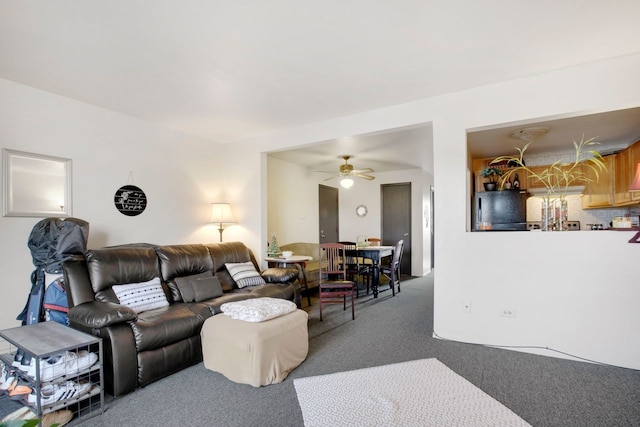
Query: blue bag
43,276,69,326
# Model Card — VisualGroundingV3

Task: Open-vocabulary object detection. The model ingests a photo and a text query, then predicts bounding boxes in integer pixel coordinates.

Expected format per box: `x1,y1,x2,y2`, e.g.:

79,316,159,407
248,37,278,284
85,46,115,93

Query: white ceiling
2,1,640,172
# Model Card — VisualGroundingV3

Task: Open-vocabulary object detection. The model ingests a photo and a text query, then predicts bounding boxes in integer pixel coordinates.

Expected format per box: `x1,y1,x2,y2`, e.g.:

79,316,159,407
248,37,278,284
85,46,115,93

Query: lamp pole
217,223,224,242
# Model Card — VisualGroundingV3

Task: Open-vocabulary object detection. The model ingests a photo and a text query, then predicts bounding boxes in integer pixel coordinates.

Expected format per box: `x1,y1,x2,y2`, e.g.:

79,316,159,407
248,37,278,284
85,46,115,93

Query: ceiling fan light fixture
340,177,354,188
510,126,550,142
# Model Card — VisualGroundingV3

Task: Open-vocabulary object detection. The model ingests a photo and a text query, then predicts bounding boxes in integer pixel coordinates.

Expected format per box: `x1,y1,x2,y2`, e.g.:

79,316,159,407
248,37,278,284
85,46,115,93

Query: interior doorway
318,184,339,243
381,182,411,275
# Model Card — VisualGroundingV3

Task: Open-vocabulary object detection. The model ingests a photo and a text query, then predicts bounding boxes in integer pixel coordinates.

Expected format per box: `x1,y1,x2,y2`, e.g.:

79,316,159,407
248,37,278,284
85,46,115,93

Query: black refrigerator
473,190,527,231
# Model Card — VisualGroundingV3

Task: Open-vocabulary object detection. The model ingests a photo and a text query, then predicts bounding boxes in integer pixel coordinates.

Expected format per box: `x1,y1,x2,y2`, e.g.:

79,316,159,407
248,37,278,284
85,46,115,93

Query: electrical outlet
463,302,471,313
500,308,516,318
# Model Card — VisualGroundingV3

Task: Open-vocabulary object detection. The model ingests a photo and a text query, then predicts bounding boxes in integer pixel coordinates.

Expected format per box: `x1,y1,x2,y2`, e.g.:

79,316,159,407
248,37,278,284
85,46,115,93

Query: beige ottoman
201,309,309,387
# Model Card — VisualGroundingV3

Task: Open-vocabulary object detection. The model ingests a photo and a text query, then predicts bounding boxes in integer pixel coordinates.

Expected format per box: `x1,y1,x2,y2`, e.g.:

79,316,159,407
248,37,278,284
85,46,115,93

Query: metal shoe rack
0,321,103,424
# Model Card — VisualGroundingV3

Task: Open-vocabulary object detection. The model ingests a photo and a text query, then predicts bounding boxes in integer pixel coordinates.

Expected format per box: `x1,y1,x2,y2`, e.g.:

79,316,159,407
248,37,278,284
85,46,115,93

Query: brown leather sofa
62,241,300,397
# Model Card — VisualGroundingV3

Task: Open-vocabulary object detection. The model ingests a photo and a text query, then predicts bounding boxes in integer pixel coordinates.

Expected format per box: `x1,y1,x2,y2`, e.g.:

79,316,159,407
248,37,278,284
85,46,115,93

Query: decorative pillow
220,297,296,322
192,276,223,302
111,277,169,313
225,262,266,289
174,272,210,302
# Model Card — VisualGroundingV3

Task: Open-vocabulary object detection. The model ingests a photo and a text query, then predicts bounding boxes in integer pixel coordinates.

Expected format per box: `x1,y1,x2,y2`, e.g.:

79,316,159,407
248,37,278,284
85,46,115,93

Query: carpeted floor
7,273,639,426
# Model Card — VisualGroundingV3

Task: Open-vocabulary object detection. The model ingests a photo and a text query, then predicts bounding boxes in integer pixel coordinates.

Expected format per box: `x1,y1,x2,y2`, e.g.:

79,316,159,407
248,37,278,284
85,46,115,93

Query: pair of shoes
8,380,32,400
0,375,17,392
27,380,91,407
0,363,10,384
12,350,33,372
27,351,98,382
42,409,73,427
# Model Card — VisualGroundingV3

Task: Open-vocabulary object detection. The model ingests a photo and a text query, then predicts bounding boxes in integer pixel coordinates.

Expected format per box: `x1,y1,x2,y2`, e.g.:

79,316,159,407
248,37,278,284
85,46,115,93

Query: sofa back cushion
205,242,260,292
156,244,214,301
85,245,164,303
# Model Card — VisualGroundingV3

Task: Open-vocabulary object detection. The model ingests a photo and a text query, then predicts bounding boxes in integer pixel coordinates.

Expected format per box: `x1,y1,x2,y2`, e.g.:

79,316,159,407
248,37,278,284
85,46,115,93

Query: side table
265,255,313,307
0,321,104,424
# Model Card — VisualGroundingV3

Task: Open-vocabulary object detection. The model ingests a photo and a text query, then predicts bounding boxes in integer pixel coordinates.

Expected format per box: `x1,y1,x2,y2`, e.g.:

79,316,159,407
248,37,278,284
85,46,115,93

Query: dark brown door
319,185,339,243
381,183,411,275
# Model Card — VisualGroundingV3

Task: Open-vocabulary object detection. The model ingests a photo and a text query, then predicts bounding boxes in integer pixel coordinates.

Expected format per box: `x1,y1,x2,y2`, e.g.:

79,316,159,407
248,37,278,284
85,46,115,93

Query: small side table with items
265,255,313,307
0,321,103,425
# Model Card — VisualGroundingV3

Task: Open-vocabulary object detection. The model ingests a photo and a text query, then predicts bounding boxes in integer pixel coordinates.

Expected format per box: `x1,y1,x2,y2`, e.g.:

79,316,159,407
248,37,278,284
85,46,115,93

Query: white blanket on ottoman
221,297,296,322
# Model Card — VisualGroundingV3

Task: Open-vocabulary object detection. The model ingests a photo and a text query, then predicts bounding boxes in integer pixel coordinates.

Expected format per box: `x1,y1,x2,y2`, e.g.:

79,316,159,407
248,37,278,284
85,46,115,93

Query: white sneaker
72,351,98,375
27,352,69,382
0,374,16,391
0,363,8,384
27,380,91,407
28,351,98,382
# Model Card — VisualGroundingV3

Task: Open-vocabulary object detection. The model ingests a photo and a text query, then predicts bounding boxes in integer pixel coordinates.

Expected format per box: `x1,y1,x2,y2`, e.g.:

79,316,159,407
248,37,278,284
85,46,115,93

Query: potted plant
480,167,503,191
491,136,607,230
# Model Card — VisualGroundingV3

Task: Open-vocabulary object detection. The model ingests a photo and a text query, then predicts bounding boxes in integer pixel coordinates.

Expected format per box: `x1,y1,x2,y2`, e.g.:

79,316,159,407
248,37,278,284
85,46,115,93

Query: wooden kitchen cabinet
525,163,584,190
629,140,640,203
614,148,633,205
582,154,615,208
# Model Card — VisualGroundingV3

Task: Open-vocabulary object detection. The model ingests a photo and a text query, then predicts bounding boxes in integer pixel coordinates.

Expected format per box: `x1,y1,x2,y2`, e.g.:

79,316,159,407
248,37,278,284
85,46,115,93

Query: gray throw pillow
175,272,222,302
192,276,223,302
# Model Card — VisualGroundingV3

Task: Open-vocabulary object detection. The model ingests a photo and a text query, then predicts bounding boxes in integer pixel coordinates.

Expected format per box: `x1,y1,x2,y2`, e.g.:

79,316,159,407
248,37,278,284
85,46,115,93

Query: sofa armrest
261,267,299,284
68,301,137,329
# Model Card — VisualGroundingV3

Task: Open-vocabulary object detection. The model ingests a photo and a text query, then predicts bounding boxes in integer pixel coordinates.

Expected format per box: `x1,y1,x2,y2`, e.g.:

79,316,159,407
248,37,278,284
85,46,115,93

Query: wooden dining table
345,245,394,297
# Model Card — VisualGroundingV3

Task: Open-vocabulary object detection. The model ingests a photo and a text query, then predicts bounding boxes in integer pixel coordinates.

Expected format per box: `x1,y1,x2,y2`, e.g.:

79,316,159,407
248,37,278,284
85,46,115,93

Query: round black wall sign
114,185,147,216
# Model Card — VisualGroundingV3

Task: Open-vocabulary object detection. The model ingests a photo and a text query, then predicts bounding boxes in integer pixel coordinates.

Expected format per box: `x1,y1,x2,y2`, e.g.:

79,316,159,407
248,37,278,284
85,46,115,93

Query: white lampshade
340,177,354,189
209,203,236,242
630,163,640,192
209,203,236,224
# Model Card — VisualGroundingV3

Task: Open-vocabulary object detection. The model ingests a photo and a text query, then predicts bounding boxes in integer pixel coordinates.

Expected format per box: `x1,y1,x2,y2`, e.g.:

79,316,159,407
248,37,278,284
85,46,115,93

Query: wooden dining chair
318,243,355,321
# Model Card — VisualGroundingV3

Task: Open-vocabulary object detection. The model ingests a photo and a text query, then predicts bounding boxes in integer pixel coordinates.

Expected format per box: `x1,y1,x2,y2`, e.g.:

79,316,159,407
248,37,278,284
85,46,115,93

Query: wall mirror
3,149,72,217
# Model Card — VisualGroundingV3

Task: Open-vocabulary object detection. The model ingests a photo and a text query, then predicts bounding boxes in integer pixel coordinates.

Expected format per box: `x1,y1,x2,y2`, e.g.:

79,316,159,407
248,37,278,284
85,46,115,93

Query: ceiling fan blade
351,168,374,174
353,173,375,180
323,176,337,181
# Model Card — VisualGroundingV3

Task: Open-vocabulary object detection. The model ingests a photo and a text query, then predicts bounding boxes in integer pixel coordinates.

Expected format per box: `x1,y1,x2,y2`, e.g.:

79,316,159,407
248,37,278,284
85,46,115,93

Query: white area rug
294,358,531,426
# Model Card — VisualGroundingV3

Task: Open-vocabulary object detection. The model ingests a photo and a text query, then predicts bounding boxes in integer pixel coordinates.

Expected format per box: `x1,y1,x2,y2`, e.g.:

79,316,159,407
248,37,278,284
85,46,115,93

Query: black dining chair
338,241,369,297
363,239,404,296
381,240,404,295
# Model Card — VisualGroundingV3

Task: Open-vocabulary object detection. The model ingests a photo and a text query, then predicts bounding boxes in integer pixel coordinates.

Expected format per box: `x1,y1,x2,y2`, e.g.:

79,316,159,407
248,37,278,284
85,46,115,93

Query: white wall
228,53,640,370
0,78,224,331
267,157,319,246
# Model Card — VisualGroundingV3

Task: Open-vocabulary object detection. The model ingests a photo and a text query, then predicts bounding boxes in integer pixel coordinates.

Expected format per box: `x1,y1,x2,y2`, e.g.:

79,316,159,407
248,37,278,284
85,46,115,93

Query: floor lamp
209,203,236,242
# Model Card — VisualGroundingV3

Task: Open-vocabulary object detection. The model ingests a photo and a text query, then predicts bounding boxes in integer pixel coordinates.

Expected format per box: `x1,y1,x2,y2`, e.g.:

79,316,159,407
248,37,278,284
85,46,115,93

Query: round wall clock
355,204,368,217
114,185,147,216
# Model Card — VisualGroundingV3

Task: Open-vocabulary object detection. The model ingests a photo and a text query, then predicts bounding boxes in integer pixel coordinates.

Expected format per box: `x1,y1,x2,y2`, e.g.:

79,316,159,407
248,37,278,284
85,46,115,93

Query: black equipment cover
17,217,89,324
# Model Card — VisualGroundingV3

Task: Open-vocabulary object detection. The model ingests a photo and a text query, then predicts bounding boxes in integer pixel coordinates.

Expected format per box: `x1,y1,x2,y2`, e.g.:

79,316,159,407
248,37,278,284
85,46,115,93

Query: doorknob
403,233,409,236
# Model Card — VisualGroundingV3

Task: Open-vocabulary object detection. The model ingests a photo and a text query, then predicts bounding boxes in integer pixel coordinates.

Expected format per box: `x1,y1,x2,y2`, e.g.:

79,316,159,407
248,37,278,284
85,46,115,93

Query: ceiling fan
320,155,375,188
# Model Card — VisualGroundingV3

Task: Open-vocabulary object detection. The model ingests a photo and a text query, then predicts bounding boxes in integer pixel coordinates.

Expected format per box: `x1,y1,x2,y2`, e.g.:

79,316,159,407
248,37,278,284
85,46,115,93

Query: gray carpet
61,273,640,426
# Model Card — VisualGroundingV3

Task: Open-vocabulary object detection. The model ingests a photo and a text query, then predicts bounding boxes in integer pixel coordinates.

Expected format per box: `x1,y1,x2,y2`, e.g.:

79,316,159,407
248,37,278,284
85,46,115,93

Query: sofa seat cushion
131,304,206,352
246,283,296,301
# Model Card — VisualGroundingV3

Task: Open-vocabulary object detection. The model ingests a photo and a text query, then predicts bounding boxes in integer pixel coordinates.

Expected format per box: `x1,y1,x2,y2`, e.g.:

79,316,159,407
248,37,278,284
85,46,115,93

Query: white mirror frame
3,149,72,218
